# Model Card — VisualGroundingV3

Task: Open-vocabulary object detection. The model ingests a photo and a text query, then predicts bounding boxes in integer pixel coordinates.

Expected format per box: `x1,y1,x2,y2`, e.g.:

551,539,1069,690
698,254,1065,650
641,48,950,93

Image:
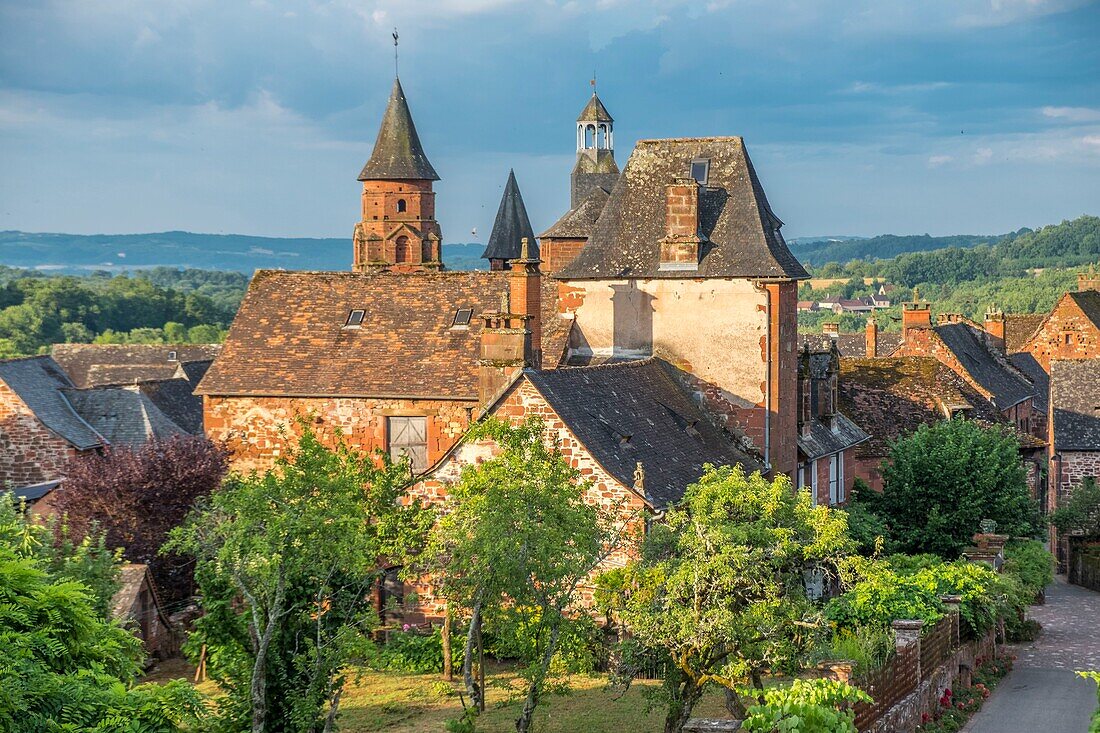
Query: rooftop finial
500,289,509,315
392,28,399,78
912,286,920,303
520,236,530,260
633,461,645,491
591,72,596,94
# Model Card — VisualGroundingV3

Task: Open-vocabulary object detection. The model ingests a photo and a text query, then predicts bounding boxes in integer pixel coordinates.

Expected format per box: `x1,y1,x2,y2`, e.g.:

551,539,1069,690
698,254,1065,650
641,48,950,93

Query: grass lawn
145,658,734,732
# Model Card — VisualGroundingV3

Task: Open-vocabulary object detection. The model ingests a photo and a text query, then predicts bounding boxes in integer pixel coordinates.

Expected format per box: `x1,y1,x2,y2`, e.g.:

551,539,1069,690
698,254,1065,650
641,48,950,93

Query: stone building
1048,358,1100,567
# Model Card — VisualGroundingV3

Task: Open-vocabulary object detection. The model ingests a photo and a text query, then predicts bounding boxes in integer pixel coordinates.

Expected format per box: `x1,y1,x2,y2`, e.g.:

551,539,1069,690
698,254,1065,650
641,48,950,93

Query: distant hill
0,231,488,273
788,231,1025,266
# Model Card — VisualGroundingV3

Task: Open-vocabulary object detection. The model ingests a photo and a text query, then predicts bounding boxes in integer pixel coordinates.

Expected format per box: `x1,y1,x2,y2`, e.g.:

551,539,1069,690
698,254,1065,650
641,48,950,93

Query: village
2,29,1100,733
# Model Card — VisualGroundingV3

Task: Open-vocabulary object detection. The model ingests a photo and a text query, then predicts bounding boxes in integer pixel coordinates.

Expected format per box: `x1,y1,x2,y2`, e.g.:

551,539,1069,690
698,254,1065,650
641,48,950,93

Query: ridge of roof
933,322,1035,409
0,356,105,450
556,137,809,280
481,169,538,262
358,77,440,182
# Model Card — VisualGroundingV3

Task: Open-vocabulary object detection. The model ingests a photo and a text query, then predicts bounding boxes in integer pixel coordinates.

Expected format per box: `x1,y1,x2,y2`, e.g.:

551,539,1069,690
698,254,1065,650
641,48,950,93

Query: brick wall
0,382,84,486
1051,450,1100,567
853,455,885,493
403,378,649,623
539,237,586,275
203,394,476,474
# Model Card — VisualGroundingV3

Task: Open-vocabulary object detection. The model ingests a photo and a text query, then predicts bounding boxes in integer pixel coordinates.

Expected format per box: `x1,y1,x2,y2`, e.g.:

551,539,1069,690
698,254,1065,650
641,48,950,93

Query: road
964,577,1099,733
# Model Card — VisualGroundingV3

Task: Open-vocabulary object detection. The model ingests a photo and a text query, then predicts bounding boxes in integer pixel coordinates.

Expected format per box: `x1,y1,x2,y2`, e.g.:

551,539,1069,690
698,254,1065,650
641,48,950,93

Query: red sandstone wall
0,382,83,486
1025,296,1100,370
203,394,475,474
404,379,649,623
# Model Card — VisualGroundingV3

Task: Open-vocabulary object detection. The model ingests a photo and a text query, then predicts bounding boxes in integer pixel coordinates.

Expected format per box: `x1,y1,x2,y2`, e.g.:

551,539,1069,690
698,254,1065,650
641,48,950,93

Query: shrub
825,564,944,632
741,678,872,733
1003,540,1054,600
1076,671,1100,733
373,627,464,674
809,626,896,676
484,607,601,674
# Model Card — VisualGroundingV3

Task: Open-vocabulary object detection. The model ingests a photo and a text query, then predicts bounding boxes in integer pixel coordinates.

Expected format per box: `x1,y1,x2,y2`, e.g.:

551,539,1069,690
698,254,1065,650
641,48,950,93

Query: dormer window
345,309,365,328
167,350,177,362
451,308,473,328
690,159,710,186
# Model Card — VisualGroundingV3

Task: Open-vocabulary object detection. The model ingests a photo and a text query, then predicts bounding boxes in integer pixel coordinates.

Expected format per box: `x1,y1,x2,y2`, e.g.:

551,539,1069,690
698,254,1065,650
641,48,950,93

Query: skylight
452,308,473,328
345,309,365,327
690,159,710,186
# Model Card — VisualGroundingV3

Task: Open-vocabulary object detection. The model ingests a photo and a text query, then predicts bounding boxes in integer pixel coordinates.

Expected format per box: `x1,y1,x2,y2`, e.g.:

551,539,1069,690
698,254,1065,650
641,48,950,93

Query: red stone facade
353,179,442,272
539,237,586,274
203,394,475,474
1022,292,1100,370
402,378,649,622
797,450,857,507
0,382,86,486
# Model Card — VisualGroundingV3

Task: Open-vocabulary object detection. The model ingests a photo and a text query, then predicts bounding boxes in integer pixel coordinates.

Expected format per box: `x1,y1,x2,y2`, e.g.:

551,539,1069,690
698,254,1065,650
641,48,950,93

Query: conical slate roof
577,93,613,123
481,170,538,262
358,78,440,181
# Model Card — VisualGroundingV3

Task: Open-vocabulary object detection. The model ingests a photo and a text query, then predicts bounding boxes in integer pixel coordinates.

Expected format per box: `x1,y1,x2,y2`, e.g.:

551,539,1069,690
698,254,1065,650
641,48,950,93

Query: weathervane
591,71,596,94
393,28,399,77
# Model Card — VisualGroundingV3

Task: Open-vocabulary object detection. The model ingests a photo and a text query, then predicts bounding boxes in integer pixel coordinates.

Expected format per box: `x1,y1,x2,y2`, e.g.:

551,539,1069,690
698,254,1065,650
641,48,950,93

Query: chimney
822,322,840,338
478,238,541,408
902,287,932,342
865,314,878,357
658,177,705,271
1078,264,1100,292
984,305,1006,353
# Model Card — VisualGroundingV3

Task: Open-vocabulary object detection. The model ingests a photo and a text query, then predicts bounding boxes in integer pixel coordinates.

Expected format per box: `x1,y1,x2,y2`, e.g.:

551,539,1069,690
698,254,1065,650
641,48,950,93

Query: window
829,454,840,505
452,308,473,328
396,199,407,213
809,459,819,507
167,350,177,362
345,309,365,327
395,235,411,263
1063,332,1073,345
388,416,427,472
690,159,710,186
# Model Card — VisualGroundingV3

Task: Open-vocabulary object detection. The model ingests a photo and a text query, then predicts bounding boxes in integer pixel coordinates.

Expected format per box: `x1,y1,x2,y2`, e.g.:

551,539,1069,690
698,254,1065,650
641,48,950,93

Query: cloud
973,147,994,164
927,154,953,167
1084,135,1100,149
1042,106,1100,122
843,81,953,95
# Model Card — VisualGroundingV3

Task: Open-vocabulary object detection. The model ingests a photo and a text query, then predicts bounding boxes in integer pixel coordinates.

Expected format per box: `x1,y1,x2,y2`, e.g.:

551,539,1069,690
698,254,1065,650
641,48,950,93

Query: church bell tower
571,90,619,209
354,77,443,272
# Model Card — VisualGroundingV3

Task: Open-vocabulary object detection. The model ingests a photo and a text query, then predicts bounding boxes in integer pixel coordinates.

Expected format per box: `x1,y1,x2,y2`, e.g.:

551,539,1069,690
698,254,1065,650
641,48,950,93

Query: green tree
187,323,225,343
1051,477,1100,538
163,320,189,342
167,425,431,733
425,418,625,732
608,466,853,733
877,420,1043,557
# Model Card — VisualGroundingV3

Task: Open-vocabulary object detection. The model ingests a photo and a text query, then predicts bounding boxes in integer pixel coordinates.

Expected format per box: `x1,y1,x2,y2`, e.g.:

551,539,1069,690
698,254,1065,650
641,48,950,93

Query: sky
1,0,1098,243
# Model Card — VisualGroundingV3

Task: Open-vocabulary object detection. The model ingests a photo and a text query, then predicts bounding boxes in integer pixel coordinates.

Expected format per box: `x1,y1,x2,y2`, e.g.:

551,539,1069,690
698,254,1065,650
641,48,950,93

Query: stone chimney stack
902,287,932,342
478,238,541,408
865,315,878,357
822,322,840,339
984,305,1006,353
1078,264,1100,292
658,178,705,271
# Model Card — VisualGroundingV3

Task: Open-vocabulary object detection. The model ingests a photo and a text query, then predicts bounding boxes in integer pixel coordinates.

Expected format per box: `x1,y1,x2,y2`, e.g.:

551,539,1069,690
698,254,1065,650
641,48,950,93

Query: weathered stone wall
404,378,649,623
1024,294,1100,370
0,381,83,486
1051,450,1100,567
203,394,475,474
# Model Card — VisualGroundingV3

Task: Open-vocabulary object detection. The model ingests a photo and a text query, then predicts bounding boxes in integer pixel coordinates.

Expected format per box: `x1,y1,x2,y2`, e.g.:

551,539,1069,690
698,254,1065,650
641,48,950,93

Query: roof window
167,350,177,362
452,308,473,328
690,158,710,186
345,309,365,328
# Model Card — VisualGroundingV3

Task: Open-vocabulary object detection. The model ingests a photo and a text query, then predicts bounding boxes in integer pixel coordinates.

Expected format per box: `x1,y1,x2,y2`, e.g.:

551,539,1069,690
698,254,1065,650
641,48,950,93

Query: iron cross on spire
393,28,399,77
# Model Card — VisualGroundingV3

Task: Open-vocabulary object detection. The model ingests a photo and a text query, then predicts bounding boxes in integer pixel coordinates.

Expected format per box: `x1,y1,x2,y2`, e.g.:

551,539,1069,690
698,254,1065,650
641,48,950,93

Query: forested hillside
0,267,248,358
790,231,1019,266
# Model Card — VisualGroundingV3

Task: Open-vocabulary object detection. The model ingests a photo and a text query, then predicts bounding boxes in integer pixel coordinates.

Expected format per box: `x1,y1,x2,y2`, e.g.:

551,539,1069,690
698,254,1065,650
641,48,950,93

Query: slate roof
481,170,537,262
176,359,213,386
577,93,613,122
800,332,903,358
4,480,60,504
539,186,610,239
557,138,809,280
136,378,204,434
1008,352,1049,414
197,270,570,399
357,78,440,182
51,344,222,388
1068,290,1100,329
798,414,870,461
1051,359,1100,451
934,322,1035,410
525,359,761,508
62,387,188,448
1003,314,1045,353
838,357,1001,458
0,357,103,450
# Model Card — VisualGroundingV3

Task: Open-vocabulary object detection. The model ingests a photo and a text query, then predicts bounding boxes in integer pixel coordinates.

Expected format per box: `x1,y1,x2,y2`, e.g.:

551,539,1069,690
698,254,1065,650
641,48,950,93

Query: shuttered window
388,416,427,472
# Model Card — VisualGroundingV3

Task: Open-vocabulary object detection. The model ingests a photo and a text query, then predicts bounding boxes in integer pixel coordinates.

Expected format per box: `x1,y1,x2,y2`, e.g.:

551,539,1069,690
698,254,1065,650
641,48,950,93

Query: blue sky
1,0,1098,242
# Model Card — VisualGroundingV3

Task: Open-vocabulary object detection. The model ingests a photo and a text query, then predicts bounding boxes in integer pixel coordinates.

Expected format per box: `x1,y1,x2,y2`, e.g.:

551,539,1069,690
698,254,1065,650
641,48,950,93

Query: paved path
964,577,1099,733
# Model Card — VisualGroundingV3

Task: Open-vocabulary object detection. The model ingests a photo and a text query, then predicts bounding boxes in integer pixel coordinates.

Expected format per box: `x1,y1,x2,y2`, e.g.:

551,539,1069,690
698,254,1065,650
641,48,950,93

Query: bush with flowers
915,654,1014,733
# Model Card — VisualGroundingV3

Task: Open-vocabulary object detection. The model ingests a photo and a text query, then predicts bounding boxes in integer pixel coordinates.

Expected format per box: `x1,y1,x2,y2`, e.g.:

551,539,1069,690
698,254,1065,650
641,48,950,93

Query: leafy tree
424,417,625,733
1051,477,1100,538
53,436,230,603
0,545,204,731
166,426,431,733
608,466,853,733
876,420,1043,557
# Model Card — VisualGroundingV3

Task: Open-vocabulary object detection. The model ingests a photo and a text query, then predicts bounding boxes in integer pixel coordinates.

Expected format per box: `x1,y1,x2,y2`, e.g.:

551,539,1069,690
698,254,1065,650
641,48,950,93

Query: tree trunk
515,616,564,733
462,595,484,710
477,616,486,711
248,570,286,733
663,679,703,733
322,687,343,733
442,608,453,681
723,687,748,719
